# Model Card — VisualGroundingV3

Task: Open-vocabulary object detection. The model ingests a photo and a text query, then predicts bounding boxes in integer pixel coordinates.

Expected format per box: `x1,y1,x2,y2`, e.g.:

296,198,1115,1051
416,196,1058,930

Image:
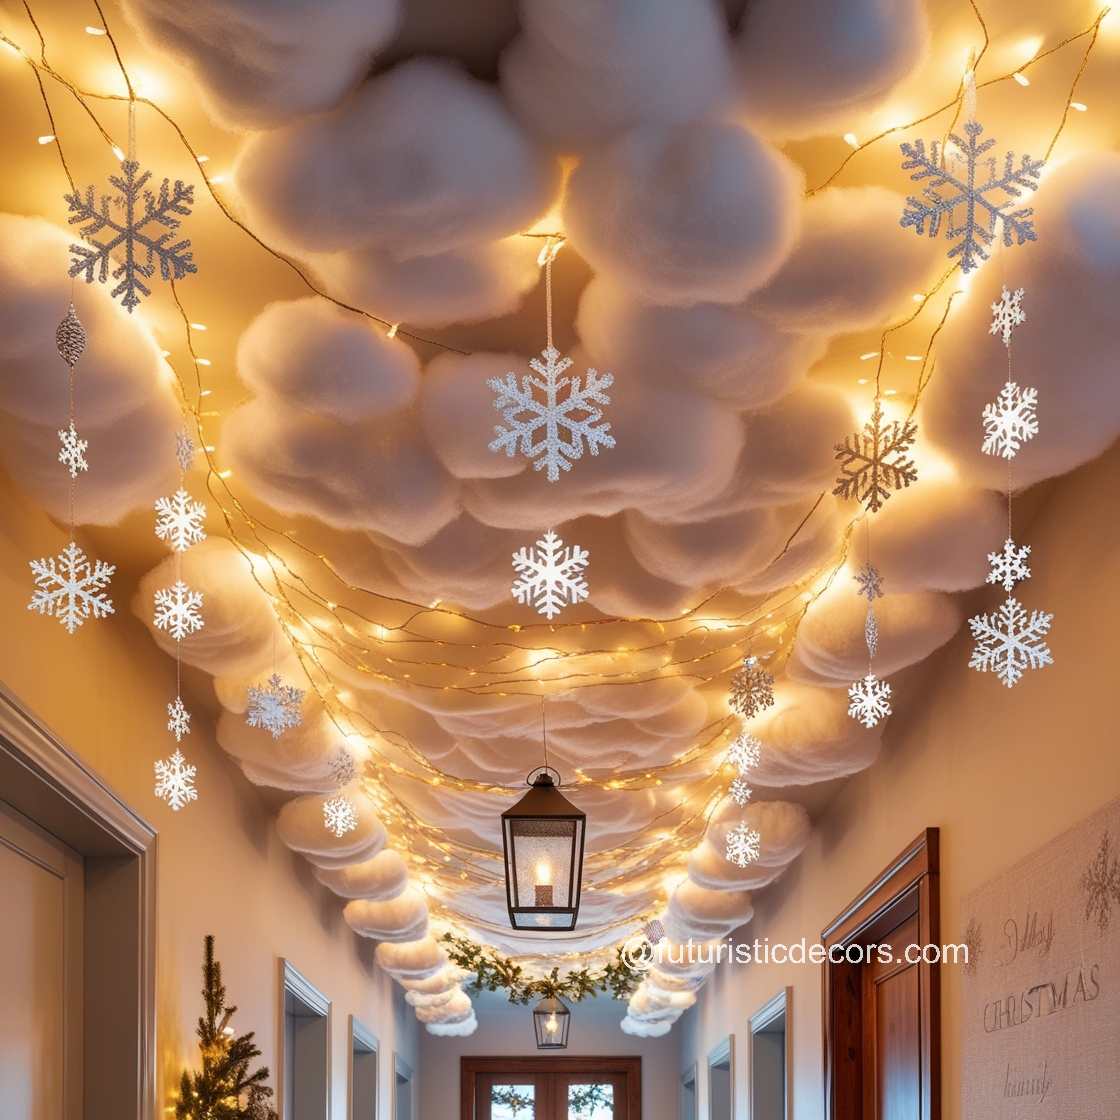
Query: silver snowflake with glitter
729,777,753,807
848,673,892,728
990,286,1026,347
1081,832,1120,934
323,794,359,838
153,580,204,641
982,380,1038,460
727,732,762,773
175,428,196,472
986,538,1032,594
968,596,1053,688
154,748,197,811
65,159,197,312
511,529,590,619
55,303,86,367
725,822,761,868
899,120,1043,273
167,695,191,742
154,489,207,552
488,346,615,482
729,656,775,719
58,421,89,478
865,607,880,659
28,540,115,634
246,672,304,739
329,747,357,787
854,562,884,601
834,401,918,513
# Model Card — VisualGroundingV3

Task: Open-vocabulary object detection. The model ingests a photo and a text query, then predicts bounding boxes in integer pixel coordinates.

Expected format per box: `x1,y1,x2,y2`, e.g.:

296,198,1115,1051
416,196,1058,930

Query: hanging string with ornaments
721,656,773,868
323,745,359,839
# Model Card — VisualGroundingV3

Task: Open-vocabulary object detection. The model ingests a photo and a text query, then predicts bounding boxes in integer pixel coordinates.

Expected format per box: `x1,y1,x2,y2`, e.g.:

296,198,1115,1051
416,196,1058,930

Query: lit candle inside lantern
534,859,554,907
545,1013,559,1034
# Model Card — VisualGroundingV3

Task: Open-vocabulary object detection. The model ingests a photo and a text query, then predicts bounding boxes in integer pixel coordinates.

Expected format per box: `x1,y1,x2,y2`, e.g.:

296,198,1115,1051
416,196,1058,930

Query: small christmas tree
176,935,277,1120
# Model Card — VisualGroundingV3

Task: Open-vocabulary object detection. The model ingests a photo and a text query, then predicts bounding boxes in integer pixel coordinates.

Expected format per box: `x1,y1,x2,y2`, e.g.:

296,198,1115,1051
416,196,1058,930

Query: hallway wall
678,444,1120,1119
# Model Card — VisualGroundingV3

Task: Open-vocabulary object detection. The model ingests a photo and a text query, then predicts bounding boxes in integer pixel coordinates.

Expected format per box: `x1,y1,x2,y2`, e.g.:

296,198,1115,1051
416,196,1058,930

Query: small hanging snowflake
55,303,87,367
167,695,191,742
153,580,204,641
865,607,880,659
154,748,197,811
324,794,359,838
58,421,89,478
175,429,196,472
329,747,357,787
511,530,590,619
899,120,1043,273
834,401,918,513
729,777,753,807
488,346,615,482
65,160,197,312
1081,831,1120,934
968,596,1053,688
854,562,884,601
990,286,1026,347
725,822,761,868
848,673,892,728
246,673,304,739
729,656,775,720
981,381,1038,460
986,538,1032,594
28,540,115,634
154,489,207,552
726,732,762,773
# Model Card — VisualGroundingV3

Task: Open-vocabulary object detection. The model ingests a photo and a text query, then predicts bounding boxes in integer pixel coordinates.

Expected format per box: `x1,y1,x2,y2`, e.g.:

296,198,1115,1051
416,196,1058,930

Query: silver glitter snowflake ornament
990,286,1026,347
329,747,357,787
58,421,89,478
167,695,191,742
986,538,1031,594
154,748,197,811
968,596,1053,688
28,540,115,633
153,580,204,641
155,489,207,552
726,823,761,868
834,401,918,513
511,530,590,619
729,656,775,720
899,120,1043,273
65,160,197,312
729,777,753,807
865,608,880,659
1081,832,1120,934
727,732,762,773
246,673,304,739
323,794,359,838
489,346,615,481
982,381,1038,460
848,673,892,728
854,563,884,601
55,303,86,367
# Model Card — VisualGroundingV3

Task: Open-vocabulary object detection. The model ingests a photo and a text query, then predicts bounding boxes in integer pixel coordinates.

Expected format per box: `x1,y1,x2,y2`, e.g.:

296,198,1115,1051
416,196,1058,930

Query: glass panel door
554,1075,626,1120
478,1075,545,1120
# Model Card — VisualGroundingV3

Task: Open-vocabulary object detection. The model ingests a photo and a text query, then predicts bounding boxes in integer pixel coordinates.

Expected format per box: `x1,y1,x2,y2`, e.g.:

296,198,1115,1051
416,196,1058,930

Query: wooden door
464,1059,640,1120
552,1071,627,1119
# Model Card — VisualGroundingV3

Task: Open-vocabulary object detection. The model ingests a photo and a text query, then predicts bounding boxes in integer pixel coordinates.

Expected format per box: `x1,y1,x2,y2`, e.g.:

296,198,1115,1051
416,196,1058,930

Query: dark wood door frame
821,828,940,1120
461,1056,641,1120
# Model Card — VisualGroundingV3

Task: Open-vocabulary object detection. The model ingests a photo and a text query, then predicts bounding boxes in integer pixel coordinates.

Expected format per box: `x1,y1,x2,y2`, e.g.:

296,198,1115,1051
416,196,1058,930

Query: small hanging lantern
532,995,571,1049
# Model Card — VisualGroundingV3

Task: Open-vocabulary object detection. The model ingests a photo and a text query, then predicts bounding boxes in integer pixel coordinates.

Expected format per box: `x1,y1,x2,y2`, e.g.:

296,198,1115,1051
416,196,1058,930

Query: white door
0,801,83,1120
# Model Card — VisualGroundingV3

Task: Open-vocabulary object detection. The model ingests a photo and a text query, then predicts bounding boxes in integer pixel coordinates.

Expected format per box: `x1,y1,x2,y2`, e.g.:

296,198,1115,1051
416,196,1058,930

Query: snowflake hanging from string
729,777,753,807
729,656,775,719
968,596,1053,688
986,538,1032,594
981,380,1038,460
154,748,198,811
865,607,880,659
167,695,191,742
55,303,86,367
28,540,115,634
57,421,89,478
727,732,762,773
329,747,356,787
990,286,1026,347
899,120,1043,273
246,673,304,738
1081,832,1120,934
488,346,615,482
511,530,590,619
323,794,359,838
65,159,197,312
153,581,204,641
725,823,761,868
854,562,884,601
848,673,892,728
833,401,918,513
175,428,196,472
154,489,207,552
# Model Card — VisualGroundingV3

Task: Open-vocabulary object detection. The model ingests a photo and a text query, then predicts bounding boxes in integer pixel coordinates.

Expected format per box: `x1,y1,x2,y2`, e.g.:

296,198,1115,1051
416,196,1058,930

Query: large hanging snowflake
167,695,191,742
154,748,198,811
28,540,115,634
65,160,197,312
153,580,204,641
323,794,359,838
986,538,1032,594
488,346,615,482
899,120,1043,273
727,732,762,773
246,673,304,738
58,421,89,478
968,596,1053,688
725,823,761,868
729,777,753,807
154,489,207,552
510,530,590,619
990,286,1026,347
848,673,892,728
981,380,1038,460
729,655,775,719
834,401,918,513
1081,832,1120,934
854,562,884,601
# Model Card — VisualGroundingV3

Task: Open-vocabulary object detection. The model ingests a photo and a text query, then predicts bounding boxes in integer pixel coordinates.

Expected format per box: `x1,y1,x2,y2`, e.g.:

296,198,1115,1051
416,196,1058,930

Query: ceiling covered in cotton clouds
0,0,1117,1036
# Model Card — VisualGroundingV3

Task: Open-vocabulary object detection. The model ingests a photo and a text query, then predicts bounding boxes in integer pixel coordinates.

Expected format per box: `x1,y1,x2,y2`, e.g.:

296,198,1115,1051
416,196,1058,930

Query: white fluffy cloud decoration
315,850,411,901
276,791,387,869
688,801,811,891
375,937,449,980
425,1013,479,1037
665,880,754,940
620,1015,674,1038
343,886,430,942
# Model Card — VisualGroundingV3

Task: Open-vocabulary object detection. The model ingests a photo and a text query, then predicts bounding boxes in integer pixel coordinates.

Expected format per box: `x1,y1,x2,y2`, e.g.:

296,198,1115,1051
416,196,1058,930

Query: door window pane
568,1082,614,1119
491,1084,536,1119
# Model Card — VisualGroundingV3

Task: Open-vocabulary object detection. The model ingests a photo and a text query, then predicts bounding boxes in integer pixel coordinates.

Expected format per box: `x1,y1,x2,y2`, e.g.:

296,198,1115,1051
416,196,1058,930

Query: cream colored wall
0,480,419,1118
679,444,1120,1120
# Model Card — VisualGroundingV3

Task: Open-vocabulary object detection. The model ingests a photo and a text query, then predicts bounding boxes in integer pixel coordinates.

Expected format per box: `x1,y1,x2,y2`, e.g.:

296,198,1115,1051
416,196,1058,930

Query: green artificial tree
176,935,277,1120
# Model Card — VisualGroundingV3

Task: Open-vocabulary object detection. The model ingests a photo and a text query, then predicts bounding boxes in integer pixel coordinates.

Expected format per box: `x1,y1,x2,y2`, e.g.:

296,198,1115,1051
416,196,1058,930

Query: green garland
441,933,642,1004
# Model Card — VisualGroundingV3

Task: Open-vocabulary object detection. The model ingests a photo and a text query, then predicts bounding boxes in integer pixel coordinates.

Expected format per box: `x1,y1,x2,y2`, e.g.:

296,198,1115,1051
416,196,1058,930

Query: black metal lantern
501,767,586,931
532,995,571,1049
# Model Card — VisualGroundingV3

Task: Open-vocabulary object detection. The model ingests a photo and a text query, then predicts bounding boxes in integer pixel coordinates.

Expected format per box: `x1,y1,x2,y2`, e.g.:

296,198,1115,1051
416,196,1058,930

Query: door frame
460,1056,641,1120
820,827,940,1120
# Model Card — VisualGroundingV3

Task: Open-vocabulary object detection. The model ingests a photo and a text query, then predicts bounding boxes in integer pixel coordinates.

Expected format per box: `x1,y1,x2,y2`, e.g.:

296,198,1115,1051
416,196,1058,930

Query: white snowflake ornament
834,401,918,513
990,286,1026,347
511,530,590,619
153,580,204,640
154,748,197,811
167,695,191,742
488,346,615,481
154,489,207,552
323,794,359,838
726,732,762,773
986,538,1031,594
28,540,115,634
848,673,892,728
982,381,1038,460
729,656,775,719
725,823,761,868
729,777,753,807
58,421,89,478
246,673,304,739
968,596,1053,688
